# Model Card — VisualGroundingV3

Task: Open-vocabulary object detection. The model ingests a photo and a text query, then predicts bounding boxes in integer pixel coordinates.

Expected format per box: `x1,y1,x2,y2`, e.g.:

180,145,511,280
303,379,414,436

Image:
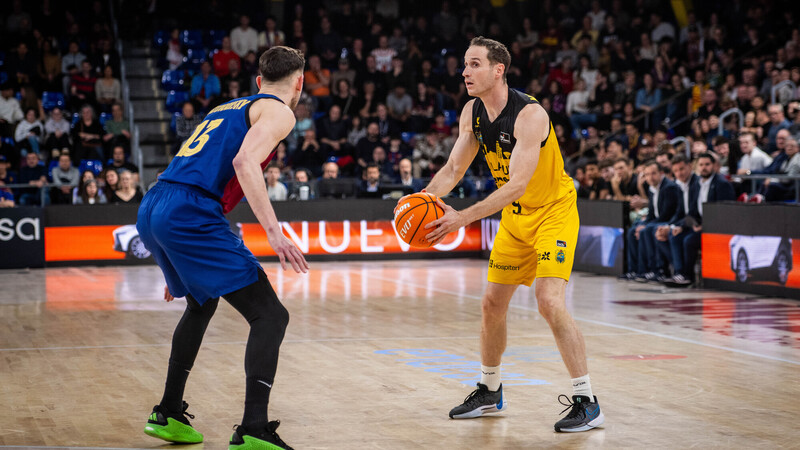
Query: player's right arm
423,100,480,197
233,99,309,273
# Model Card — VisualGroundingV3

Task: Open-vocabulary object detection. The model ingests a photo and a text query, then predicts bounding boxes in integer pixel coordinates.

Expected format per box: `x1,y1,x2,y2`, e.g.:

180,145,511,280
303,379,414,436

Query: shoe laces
462,384,490,407
266,421,291,449
557,394,585,420
179,401,195,420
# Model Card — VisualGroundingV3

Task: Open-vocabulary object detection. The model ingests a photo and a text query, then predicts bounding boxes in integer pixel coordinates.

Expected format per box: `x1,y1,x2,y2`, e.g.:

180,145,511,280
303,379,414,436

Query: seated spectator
396,158,423,192
331,59,356,98
109,145,140,182
92,39,122,78
7,42,37,86
294,128,325,178
213,37,241,77
16,152,48,206
762,137,800,202
258,16,285,51
19,85,45,122
567,79,592,131
624,160,682,281
165,29,184,70
50,153,80,204
0,83,24,138
109,170,142,204
230,15,259,58
74,179,107,205
356,122,382,170
71,105,104,163
582,159,608,200
372,146,394,179
39,40,63,92
101,167,119,194
95,65,122,113
386,136,409,174
72,169,96,203
412,131,446,177
321,161,339,179
44,107,72,152
410,81,435,133
374,103,399,142
62,41,86,74
287,102,314,153
317,105,350,158
766,104,792,154
265,163,287,201
610,157,647,206
289,169,315,200
371,35,397,73
103,103,131,153
15,108,44,156
635,73,663,131
174,102,203,154
190,61,221,113
358,80,379,119
0,155,16,185
69,61,98,111
0,187,14,207
358,163,383,198
331,79,358,120
218,79,243,105
386,85,412,128
221,60,250,97
665,152,735,285
304,55,331,108
737,132,773,174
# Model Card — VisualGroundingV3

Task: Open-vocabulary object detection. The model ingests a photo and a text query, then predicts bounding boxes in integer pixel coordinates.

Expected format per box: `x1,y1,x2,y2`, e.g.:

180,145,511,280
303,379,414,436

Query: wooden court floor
1,259,799,449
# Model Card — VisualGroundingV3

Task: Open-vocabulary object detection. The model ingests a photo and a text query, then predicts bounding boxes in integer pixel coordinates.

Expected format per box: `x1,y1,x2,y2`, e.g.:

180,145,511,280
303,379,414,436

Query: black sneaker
229,421,293,450
448,383,507,419
554,395,604,432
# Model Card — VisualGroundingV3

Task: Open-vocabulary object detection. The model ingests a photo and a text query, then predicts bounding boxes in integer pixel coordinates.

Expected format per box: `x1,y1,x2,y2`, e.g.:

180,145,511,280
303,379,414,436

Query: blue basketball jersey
159,93,283,199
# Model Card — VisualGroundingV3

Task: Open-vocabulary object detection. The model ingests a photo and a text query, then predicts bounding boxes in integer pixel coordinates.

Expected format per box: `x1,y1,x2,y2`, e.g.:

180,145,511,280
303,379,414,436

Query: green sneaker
143,401,203,444
229,421,292,450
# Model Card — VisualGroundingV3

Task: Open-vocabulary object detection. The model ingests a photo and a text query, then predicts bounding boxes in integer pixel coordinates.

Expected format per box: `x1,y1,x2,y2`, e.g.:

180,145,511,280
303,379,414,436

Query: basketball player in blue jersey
137,46,307,450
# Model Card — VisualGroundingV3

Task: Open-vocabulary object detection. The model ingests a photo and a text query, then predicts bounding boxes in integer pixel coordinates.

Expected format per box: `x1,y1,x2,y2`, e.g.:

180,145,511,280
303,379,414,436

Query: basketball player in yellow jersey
420,37,604,432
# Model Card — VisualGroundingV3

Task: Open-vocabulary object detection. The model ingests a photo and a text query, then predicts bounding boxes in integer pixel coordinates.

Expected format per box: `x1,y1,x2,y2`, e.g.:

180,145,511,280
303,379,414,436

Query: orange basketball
394,193,445,248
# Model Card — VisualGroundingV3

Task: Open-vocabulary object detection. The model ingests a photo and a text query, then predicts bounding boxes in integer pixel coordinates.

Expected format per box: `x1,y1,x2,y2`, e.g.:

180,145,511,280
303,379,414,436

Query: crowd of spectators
0,0,140,207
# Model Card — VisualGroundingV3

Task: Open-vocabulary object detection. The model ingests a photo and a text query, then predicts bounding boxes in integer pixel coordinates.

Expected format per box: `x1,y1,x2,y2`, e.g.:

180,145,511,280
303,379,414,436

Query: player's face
463,46,498,97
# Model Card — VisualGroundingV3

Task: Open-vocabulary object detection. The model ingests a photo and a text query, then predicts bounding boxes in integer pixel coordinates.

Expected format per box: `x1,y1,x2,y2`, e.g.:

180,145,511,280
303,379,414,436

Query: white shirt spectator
268,182,288,201
739,147,773,172
51,166,80,187
587,10,606,31
371,48,396,73
675,178,690,214
62,52,86,73
231,26,259,58
652,22,676,44
0,95,24,124
566,89,591,115
15,118,43,143
45,116,71,135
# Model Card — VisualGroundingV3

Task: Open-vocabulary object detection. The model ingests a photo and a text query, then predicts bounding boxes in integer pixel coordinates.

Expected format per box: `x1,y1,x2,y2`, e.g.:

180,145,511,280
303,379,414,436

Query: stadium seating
166,90,190,113
42,92,66,112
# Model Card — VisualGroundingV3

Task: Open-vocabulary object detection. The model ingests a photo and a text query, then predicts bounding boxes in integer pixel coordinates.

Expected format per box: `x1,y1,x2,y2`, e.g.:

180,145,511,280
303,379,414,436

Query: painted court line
0,332,635,353
367,274,800,366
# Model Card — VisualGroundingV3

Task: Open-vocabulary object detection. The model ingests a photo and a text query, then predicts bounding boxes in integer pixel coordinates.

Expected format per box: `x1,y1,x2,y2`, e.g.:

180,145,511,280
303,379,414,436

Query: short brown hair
469,36,511,81
258,46,305,82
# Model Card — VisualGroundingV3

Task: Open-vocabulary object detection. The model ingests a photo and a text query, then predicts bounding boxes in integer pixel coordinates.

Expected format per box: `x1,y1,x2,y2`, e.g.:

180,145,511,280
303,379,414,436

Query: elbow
508,182,527,200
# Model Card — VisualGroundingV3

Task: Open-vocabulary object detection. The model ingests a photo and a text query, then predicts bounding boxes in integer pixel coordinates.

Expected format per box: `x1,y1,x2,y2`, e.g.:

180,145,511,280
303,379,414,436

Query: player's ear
296,73,304,91
256,75,262,90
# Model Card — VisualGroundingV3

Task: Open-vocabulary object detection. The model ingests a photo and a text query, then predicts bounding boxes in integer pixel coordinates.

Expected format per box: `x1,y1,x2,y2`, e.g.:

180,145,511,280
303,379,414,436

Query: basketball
394,193,445,248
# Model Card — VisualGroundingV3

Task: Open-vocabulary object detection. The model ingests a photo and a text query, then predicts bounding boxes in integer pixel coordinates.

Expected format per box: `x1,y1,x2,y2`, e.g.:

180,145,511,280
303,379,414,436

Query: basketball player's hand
424,199,463,245
394,189,427,215
164,286,174,302
267,229,310,273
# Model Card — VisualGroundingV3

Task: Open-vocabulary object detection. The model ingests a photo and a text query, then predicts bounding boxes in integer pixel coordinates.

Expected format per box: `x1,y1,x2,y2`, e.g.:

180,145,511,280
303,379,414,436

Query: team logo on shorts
537,251,550,263
556,250,566,264
557,240,567,248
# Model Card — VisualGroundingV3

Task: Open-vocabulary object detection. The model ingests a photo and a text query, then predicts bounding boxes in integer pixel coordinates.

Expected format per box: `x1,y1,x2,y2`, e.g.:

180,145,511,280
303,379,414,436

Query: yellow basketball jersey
471,89,574,209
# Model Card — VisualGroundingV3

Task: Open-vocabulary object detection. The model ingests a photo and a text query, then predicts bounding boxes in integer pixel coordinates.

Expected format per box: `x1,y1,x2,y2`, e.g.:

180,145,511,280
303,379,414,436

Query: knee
536,292,566,323
481,293,508,321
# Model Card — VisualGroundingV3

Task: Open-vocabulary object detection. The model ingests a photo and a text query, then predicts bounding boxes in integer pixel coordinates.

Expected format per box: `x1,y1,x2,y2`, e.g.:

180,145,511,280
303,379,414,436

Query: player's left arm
425,104,546,243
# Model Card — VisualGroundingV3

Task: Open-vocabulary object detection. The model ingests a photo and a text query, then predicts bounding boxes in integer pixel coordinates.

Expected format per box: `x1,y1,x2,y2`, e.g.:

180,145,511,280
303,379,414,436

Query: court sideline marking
366,274,800,366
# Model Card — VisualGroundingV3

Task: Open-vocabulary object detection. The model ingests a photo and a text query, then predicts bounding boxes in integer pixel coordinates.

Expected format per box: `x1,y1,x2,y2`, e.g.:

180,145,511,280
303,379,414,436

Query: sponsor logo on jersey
500,131,511,144
557,240,567,248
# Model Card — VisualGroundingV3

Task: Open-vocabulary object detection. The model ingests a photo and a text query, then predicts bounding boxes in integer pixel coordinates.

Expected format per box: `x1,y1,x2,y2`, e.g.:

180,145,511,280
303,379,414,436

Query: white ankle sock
480,365,501,391
571,374,593,398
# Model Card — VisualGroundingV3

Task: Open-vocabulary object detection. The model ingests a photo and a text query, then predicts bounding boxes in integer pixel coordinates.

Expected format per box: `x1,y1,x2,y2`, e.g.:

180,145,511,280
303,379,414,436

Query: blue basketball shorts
136,181,261,304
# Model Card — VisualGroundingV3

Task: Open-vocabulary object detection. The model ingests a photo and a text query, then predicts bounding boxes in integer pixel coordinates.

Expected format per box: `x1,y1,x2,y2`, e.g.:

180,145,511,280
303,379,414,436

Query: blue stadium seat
166,91,190,113
170,112,181,133
205,30,227,49
181,30,204,49
0,72,7,84
71,113,80,128
42,92,66,112
161,70,186,91
14,92,21,102
0,51,4,69
1,137,14,148
153,30,169,48
313,111,327,121
47,160,59,178
443,109,458,126
181,48,207,71
78,159,104,176
99,112,111,127
401,132,416,144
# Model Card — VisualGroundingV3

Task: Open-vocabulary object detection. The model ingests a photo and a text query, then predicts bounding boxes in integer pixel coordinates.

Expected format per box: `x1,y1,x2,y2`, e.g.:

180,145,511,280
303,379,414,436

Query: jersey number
176,119,224,157
512,201,522,214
